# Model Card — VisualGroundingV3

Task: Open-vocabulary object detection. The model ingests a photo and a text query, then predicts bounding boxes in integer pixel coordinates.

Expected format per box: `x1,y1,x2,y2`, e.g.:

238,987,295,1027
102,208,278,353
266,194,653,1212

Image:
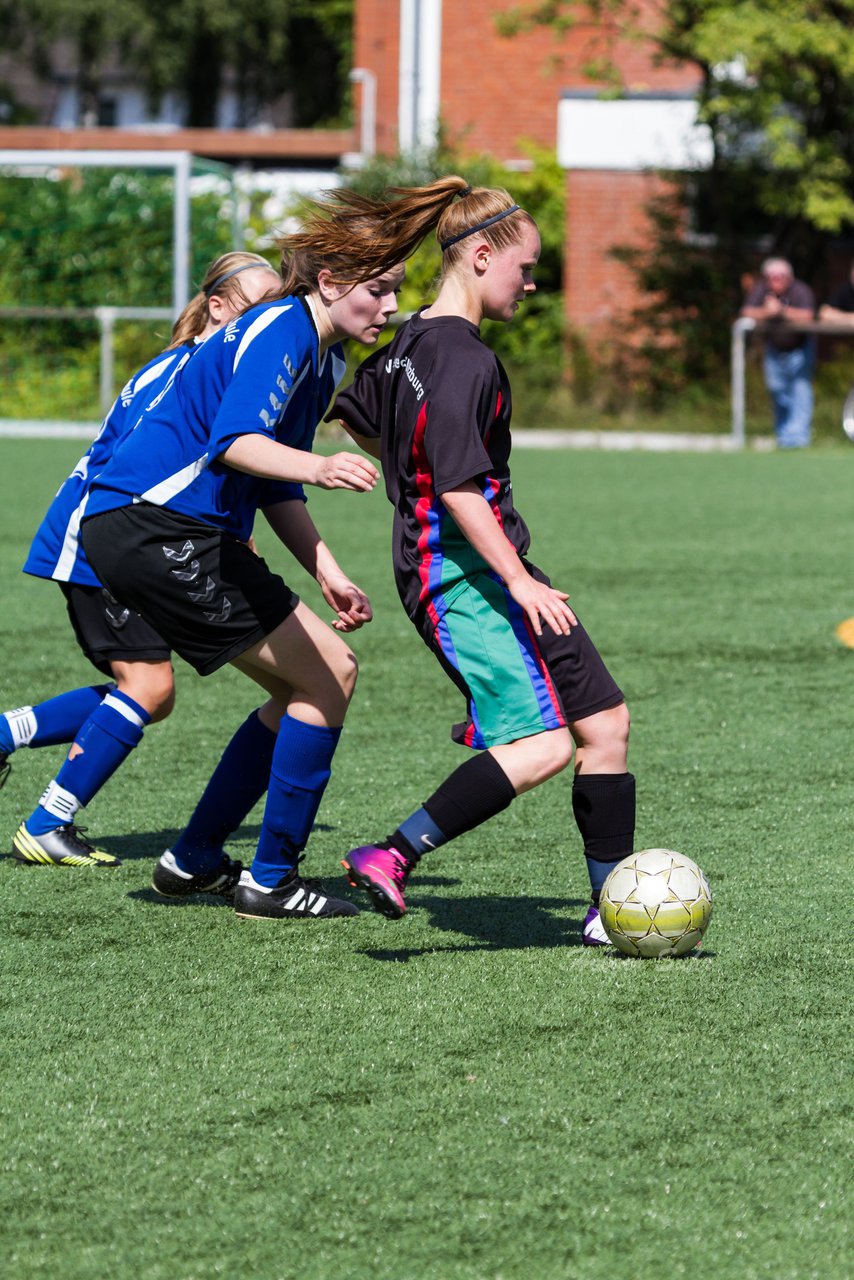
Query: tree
129,0,294,129
0,0,353,128
0,0,143,123
500,1,854,399
499,0,854,241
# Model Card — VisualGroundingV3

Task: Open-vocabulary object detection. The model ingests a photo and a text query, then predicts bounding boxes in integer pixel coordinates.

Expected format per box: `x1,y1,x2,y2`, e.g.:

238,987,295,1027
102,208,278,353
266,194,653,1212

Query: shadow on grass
361,890,589,959
96,821,337,864
127,878,366,911
127,886,235,908
123,841,365,910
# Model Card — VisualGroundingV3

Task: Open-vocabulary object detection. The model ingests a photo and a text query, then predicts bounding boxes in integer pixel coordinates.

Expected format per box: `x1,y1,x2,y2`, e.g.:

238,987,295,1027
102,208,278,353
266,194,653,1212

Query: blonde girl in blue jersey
2,252,281,870
79,178,476,922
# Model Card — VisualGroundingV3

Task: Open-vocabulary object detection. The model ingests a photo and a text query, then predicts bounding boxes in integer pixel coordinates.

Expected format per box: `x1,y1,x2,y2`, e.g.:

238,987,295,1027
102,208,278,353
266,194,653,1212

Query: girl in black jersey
333,183,635,944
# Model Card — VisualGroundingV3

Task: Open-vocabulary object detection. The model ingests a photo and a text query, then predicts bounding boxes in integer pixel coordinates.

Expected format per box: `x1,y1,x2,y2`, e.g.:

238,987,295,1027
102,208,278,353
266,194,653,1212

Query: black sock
390,751,516,862
572,772,636,902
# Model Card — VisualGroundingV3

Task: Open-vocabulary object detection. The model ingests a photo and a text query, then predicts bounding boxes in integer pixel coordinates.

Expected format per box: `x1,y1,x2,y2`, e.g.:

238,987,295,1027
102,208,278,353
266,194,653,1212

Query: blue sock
26,690,150,836
250,716,341,888
172,710,277,875
395,807,448,856
0,685,111,754
586,855,621,898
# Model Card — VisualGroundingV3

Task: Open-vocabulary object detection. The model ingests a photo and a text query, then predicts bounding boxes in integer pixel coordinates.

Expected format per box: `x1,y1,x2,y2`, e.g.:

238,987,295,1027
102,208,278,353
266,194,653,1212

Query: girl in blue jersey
333,185,635,945
2,252,281,869
79,178,474,922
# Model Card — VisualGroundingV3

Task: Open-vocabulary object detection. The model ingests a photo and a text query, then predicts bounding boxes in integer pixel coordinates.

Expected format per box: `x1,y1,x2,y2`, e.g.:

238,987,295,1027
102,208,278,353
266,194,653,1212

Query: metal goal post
0,149,196,315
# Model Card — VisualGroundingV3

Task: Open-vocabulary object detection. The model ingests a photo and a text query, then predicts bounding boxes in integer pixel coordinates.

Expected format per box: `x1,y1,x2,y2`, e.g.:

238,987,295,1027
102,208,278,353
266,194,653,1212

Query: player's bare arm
441,482,576,636
263,500,372,631
337,419,382,460
221,434,379,492
819,304,854,325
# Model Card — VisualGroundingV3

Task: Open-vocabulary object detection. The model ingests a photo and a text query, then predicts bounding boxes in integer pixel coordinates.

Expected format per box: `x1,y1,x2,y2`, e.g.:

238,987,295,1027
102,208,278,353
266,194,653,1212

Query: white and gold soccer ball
600,848,712,958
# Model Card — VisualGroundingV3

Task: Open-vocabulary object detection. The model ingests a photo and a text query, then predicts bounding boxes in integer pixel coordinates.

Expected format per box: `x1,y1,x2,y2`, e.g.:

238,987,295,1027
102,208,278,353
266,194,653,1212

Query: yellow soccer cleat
11,822,121,868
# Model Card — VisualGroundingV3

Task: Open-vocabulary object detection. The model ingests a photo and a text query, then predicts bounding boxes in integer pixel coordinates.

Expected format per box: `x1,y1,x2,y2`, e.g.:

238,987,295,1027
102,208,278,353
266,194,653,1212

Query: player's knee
613,700,631,749
518,729,573,790
320,638,359,710
148,685,176,723
548,732,575,778
338,647,359,702
575,701,630,771
115,667,175,722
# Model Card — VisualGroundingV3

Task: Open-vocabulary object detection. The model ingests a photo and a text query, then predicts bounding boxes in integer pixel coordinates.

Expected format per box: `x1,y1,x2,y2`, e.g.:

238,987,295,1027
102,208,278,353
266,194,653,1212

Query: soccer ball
599,848,712,958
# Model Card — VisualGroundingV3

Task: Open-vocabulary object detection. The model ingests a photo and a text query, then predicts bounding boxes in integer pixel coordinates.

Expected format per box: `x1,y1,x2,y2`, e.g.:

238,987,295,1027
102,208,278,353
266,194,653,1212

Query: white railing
0,304,173,426
731,316,854,445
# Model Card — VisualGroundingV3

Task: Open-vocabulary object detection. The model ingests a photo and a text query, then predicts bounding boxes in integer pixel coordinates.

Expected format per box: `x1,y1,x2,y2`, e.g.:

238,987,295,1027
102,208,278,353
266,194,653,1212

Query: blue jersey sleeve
206,304,316,460
84,302,329,542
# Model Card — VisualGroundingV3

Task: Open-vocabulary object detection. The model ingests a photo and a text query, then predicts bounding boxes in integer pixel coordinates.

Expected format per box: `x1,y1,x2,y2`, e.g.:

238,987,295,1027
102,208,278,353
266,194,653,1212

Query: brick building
0,1,708,340
353,0,704,336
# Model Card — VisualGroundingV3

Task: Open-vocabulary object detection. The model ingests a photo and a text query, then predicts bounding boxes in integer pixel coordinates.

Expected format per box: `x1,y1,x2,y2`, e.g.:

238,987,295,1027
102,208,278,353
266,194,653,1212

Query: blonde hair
277,175,473,294
437,186,536,270
168,252,279,348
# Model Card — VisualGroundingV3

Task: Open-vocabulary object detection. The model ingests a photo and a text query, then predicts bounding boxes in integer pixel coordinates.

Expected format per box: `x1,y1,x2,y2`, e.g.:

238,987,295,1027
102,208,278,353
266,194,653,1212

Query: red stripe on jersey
482,389,503,526
411,402,442,628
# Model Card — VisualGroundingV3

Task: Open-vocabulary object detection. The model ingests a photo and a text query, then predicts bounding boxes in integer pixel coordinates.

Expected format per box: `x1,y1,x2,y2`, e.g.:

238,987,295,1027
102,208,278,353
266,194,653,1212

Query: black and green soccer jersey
330,310,531,632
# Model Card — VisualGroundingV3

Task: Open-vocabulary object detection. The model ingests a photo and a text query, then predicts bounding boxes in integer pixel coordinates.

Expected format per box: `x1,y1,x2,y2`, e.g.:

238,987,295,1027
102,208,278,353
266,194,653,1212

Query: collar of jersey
301,293,332,374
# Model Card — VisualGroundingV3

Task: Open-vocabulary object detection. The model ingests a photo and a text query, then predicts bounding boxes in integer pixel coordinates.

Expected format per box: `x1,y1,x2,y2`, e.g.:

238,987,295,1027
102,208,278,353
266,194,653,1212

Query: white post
173,151,192,316
398,0,418,151
95,306,117,417
415,0,442,149
398,0,442,152
731,317,754,448
349,68,377,159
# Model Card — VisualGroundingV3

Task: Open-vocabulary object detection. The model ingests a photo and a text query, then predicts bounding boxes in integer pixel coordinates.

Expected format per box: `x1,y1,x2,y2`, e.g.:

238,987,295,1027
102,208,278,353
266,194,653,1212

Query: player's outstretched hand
507,573,576,637
320,572,374,632
314,452,379,492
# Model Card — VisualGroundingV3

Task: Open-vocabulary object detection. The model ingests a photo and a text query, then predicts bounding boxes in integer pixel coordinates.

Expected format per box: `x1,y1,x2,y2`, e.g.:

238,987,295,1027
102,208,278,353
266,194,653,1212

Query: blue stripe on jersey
424,499,449,614
23,349,189,586
84,300,346,543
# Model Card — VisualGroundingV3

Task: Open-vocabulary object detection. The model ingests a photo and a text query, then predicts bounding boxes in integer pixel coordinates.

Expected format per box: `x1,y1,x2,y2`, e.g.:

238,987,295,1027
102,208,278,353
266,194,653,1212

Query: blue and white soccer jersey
23,346,192,587
80,296,347,675
85,297,346,540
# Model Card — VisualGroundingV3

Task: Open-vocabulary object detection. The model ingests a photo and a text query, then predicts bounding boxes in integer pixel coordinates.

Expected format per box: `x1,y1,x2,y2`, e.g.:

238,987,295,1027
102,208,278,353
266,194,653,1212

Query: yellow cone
835,618,854,648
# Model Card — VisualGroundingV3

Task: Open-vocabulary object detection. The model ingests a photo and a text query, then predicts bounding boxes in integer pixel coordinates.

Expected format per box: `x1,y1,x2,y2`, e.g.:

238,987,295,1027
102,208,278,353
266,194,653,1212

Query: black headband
204,260,274,296
439,204,521,252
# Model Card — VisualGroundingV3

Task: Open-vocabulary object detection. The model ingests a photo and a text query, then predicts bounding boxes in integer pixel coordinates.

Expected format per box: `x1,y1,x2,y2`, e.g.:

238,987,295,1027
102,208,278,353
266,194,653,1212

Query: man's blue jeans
763,340,815,448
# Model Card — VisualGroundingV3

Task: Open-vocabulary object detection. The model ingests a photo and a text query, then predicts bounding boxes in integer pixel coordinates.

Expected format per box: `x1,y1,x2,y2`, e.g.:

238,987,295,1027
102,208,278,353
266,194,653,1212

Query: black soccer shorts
60,582,171,677
81,503,298,676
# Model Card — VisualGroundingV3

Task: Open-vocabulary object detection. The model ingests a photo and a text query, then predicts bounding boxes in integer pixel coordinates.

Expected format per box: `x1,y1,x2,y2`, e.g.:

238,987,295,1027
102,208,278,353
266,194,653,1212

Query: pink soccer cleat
342,844,412,919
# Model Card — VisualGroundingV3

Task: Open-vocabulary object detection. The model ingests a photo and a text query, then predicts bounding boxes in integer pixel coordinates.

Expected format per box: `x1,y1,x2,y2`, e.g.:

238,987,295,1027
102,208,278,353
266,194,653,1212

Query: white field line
0,422,775,451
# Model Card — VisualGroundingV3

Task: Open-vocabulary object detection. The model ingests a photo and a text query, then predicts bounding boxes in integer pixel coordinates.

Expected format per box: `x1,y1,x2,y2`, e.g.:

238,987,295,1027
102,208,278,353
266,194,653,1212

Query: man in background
741,258,815,448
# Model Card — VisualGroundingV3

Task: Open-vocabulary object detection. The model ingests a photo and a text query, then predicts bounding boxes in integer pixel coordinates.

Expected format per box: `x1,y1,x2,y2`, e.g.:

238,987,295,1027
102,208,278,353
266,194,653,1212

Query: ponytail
168,294,210,349
277,175,472,295
168,251,280,348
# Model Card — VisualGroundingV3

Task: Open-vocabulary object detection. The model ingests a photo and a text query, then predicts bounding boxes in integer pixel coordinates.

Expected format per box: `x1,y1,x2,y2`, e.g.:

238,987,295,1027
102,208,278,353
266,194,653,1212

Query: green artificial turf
0,440,851,1280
